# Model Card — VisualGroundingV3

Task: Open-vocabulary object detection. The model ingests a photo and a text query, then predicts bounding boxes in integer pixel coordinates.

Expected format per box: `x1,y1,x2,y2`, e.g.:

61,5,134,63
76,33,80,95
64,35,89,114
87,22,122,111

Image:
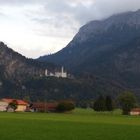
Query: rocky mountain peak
74,9,140,44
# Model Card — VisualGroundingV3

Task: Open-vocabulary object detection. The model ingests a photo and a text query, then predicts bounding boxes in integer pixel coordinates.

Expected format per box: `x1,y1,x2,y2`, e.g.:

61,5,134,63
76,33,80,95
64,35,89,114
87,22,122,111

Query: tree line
78,91,137,115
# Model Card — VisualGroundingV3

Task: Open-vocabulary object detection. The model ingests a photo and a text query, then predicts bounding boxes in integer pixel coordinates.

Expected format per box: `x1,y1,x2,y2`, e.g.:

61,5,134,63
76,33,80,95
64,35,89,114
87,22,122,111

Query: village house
30,102,58,112
130,108,140,115
0,100,8,111
2,98,28,112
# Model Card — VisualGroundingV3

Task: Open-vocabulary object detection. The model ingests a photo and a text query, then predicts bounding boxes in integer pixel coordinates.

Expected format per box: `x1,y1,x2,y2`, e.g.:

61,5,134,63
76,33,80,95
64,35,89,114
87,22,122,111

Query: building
0,100,8,111
30,102,58,112
2,98,28,112
45,66,67,78
130,108,140,115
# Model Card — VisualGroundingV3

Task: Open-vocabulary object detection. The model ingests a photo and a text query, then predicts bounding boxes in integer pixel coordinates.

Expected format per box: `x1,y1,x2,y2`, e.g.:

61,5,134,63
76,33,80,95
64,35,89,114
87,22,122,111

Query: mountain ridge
38,9,140,88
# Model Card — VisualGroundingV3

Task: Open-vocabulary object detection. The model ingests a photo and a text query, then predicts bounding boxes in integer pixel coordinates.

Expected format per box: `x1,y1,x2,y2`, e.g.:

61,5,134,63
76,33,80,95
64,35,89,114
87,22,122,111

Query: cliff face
0,42,45,80
38,9,140,88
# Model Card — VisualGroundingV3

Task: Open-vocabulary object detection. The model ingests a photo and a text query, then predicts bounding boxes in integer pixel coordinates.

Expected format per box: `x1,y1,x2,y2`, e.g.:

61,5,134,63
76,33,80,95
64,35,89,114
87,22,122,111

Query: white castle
45,66,67,78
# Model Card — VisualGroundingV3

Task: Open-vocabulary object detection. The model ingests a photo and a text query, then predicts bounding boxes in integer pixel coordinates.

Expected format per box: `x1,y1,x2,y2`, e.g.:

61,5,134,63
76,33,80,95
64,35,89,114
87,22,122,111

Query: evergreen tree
105,96,114,111
93,95,106,111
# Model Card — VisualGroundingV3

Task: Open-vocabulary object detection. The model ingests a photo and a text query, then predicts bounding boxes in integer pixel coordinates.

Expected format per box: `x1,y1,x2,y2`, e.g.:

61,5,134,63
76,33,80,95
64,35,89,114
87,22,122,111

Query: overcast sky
0,0,140,58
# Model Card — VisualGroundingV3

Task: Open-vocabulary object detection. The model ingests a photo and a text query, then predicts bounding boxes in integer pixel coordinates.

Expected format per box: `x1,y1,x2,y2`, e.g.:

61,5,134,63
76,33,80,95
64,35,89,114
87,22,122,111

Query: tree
93,95,106,111
118,91,136,115
105,96,114,111
7,100,18,112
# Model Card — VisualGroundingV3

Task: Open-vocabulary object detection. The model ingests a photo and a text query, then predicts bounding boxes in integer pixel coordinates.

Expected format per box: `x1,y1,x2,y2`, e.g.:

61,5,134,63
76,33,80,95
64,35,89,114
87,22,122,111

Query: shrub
56,101,75,112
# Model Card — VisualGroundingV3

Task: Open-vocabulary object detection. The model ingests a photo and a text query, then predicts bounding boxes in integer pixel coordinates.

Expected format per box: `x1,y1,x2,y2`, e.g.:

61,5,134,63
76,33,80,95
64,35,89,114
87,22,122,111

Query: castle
45,66,67,78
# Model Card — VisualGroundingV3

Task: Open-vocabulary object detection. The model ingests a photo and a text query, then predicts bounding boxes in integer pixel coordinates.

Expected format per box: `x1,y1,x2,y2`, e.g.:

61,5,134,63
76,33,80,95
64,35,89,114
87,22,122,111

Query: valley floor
0,109,140,140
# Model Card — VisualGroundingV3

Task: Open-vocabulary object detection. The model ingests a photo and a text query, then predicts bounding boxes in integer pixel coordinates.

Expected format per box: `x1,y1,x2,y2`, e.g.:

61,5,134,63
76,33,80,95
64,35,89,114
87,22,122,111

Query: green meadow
0,109,140,140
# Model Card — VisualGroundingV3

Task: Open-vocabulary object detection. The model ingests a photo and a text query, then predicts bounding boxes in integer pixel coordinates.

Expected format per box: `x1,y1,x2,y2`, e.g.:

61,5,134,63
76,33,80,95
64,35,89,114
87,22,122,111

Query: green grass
0,109,140,140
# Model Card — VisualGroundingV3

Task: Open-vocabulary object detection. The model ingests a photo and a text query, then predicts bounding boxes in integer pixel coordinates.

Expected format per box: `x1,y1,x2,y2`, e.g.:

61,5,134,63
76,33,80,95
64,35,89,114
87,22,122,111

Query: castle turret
61,66,67,78
61,66,64,74
45,69,48,76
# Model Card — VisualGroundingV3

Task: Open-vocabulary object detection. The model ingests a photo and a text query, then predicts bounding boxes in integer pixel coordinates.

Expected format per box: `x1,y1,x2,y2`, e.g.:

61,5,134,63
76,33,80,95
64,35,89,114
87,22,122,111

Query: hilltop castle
45,66,67,78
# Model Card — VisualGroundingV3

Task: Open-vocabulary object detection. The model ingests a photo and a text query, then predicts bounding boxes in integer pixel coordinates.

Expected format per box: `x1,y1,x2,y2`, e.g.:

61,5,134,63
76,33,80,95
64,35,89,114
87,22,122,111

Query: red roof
2,98,28,105
131,108,140,112
31,102,58,111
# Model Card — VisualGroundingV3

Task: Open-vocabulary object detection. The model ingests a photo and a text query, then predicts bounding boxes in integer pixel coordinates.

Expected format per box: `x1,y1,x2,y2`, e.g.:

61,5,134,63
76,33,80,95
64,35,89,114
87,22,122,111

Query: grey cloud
43,0,140,25
32,15,78,38
0,8,8,17
44,0,93,24
19,0,140,38
90,0,140,19
0,0,46,6
0,0,140,24
0,12,5,16
26,0,140,39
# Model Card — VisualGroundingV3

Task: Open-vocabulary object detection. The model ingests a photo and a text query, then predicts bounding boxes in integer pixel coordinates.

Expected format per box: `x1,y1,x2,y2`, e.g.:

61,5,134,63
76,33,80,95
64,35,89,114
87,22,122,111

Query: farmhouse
130,108,140,115
30,102,58,112
2,98,28,112
0,100,8,111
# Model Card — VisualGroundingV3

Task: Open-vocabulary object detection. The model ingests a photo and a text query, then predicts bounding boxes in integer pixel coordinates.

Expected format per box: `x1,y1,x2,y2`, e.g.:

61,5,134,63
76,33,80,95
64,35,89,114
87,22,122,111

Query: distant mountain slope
0,42,125,102
0,42,59,81
38,9,140,88
0,41,124,101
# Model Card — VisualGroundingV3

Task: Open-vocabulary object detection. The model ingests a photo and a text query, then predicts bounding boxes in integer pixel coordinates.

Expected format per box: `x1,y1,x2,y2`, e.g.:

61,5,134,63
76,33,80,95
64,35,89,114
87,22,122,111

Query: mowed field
0,109,140,140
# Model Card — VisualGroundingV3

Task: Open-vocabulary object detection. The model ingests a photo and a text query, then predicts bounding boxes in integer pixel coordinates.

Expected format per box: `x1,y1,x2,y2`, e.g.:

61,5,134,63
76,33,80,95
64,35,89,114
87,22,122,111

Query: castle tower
61,66,67,78
45,69,48,76
61,66,64,74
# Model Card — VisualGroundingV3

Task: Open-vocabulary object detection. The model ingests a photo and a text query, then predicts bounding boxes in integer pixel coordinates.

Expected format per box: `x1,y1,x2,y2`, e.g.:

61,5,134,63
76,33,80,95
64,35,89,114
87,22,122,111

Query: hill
0,42,60,81
0,42,65,100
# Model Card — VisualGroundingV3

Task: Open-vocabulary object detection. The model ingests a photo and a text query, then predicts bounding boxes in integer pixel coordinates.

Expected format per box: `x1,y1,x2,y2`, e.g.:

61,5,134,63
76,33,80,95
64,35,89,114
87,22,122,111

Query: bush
56,101,75,112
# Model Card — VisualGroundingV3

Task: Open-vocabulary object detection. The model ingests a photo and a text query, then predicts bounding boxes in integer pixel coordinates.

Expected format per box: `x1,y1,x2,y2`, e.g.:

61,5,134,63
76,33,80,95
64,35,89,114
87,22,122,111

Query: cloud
0,12,5,17
29,0,140,37
26,0,140,41
42,0,140,24
1,0,140,25
43,0,95,25
0,0,140,24
0,0,46,6
0,0,140,58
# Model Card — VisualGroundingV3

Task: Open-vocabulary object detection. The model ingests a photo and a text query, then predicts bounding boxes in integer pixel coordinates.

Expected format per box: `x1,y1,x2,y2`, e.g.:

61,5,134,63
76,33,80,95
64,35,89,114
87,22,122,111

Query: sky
0,0,140,58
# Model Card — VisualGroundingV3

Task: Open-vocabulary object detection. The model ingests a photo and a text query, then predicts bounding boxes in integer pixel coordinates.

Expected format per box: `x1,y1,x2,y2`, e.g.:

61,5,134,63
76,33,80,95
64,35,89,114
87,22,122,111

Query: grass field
0,109,140,140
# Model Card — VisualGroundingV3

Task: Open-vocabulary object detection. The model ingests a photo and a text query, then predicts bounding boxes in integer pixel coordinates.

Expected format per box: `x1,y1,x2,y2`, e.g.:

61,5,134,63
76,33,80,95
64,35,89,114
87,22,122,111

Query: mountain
0,41,124,102
0,42,45,80
0,42,71,100
38,9,140,88
0,42,61,81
